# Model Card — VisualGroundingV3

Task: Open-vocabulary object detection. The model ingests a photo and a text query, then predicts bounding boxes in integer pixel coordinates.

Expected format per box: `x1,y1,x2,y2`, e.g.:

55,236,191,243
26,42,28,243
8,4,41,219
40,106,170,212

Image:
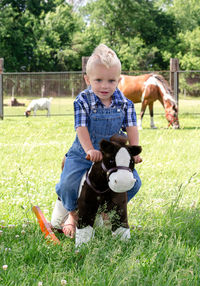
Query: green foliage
179,73,200,97
81,0,178,70
155,0,200,70
33,4,80,71
168,0,200,32
117,39,157,71
0,0,200,71
0,4,33,71
0,0,81,71
177,27,200,70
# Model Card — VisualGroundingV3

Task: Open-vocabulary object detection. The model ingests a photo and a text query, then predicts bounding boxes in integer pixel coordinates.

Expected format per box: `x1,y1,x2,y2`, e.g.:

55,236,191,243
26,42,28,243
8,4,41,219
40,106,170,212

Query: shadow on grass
142,126,200,130
180,126,200,130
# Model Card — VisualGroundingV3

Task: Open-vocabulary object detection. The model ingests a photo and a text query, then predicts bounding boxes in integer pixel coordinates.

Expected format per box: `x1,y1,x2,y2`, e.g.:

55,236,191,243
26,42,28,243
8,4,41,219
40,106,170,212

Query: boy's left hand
134,155,142,164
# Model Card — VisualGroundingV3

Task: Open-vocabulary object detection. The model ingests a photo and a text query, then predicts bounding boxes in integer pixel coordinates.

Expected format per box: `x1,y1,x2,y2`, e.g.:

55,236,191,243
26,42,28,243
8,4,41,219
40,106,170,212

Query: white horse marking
120,75,125,86
115,147,130,167
144,75,176,105
108,147,136,193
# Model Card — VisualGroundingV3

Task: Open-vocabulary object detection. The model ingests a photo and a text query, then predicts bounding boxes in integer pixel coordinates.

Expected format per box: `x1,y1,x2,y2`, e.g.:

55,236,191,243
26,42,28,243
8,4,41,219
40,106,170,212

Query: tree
159,0,200,69
81,0,178,70
1,0,199,72
0,4,36,71
0,0,82,71
168,0,200,32
177,27,200,70
32,4,81,71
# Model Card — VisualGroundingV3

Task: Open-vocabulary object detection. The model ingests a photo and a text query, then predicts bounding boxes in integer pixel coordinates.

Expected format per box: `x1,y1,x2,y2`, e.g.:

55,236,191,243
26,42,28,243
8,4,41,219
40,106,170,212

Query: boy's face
84,63,121,105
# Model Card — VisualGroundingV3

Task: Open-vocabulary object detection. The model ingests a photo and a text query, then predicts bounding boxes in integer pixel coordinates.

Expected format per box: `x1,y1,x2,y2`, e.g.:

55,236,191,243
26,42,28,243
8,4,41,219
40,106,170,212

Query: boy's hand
134,155,142,164
86,149,103,162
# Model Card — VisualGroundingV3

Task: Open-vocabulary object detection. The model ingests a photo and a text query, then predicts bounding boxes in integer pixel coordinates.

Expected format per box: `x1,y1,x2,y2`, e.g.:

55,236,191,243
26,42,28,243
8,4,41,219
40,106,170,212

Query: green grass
0,97,200,285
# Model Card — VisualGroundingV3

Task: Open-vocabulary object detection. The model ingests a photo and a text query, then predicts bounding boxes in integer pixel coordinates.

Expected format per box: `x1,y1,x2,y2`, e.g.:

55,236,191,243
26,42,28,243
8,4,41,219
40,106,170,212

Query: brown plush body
78,176,128,231
77,136,142,231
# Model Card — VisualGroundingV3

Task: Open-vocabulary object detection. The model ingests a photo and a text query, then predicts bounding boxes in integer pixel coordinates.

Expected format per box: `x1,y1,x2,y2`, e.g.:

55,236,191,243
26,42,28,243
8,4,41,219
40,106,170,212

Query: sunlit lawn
0,97,200,285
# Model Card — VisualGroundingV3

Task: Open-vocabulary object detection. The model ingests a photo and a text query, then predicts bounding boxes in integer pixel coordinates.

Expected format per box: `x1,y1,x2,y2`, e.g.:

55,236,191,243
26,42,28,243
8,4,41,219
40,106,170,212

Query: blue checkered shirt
74,87,137,130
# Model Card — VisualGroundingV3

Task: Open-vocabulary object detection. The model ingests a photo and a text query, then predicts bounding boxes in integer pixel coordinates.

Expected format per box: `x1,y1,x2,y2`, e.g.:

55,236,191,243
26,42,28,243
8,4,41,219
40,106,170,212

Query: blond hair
86,44,121,75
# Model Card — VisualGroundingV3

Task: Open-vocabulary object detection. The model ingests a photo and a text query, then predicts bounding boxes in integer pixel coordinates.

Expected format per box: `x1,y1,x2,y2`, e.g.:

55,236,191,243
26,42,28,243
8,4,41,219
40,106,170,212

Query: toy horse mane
110,134,128,146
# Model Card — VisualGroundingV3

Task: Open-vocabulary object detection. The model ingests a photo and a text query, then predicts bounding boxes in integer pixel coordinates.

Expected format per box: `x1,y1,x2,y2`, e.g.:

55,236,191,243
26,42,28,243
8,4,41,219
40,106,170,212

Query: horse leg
149,102,157,129
107,192,130,240
138,102,147,130
75,186,99,248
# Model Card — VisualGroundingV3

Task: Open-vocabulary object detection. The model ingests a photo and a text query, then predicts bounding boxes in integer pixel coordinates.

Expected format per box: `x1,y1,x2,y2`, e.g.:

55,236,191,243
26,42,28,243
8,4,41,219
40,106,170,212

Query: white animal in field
25,97,53,117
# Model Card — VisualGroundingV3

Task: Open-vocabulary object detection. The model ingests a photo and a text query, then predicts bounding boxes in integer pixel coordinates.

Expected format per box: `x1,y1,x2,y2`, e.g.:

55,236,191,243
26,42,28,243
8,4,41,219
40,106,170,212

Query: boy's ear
84,75,90,86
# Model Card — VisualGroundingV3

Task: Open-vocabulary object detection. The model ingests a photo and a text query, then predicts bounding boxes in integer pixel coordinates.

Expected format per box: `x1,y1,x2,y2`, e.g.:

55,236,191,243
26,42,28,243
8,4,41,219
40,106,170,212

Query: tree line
0,0,200,72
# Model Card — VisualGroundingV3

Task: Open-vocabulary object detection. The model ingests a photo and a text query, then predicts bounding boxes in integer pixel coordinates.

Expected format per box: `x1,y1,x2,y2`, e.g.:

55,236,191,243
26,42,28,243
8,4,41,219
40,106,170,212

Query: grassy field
0,97,200,285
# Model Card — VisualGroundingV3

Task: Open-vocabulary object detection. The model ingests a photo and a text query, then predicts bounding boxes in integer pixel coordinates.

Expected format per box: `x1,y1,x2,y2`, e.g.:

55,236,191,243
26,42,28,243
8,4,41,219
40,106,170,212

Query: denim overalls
56,101,141,211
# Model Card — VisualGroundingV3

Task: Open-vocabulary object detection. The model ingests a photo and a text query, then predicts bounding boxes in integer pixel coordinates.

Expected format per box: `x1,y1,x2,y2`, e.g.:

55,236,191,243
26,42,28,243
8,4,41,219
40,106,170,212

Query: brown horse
118,73,180,129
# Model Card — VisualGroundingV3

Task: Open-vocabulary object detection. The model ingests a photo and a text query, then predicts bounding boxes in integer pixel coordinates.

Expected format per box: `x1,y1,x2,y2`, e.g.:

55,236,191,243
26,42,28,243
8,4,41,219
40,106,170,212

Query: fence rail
3,71,85,99
1,69,200,118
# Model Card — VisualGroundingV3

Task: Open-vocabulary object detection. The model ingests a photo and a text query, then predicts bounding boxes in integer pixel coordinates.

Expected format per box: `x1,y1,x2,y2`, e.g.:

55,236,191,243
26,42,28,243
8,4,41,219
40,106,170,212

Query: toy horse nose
108,170,136,193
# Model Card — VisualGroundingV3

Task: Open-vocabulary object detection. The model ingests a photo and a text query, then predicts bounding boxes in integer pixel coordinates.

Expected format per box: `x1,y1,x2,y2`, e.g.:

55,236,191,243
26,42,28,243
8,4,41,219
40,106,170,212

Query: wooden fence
0,58,200,119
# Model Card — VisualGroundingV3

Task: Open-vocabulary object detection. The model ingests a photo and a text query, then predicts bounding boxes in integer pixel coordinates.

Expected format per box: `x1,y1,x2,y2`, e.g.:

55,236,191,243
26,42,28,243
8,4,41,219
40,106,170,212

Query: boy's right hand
86,149,103,162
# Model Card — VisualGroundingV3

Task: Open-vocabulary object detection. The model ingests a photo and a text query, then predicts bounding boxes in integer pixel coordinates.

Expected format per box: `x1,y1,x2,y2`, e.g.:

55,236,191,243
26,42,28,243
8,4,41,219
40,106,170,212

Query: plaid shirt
74,87,137,130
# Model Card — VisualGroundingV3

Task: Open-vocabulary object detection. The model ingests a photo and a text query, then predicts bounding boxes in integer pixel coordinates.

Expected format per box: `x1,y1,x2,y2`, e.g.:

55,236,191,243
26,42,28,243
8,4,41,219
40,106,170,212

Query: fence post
170,58,179,105
82,57,89,90
0,58,4,120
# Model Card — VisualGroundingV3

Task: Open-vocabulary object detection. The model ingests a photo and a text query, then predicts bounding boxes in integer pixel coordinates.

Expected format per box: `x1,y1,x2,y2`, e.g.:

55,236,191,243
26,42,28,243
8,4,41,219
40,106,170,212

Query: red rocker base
32,205,60,245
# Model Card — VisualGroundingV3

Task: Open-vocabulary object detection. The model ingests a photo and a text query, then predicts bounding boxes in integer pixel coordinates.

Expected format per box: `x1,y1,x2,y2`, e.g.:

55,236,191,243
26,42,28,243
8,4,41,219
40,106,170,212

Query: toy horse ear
100,139,115,154
127,145,142,156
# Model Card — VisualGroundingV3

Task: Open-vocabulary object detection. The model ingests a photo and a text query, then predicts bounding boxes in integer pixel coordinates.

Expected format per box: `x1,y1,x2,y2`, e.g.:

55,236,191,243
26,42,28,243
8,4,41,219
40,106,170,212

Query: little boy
51,44,142,238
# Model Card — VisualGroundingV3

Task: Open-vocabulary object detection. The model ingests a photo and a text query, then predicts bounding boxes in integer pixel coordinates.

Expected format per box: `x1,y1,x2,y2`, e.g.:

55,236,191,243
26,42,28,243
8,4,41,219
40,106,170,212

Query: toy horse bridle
101,162,132,179
85,159,133,195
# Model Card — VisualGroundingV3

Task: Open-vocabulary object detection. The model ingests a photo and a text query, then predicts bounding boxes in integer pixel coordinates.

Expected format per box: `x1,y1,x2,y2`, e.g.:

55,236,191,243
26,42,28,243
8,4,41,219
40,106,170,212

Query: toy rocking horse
33,135,142,248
